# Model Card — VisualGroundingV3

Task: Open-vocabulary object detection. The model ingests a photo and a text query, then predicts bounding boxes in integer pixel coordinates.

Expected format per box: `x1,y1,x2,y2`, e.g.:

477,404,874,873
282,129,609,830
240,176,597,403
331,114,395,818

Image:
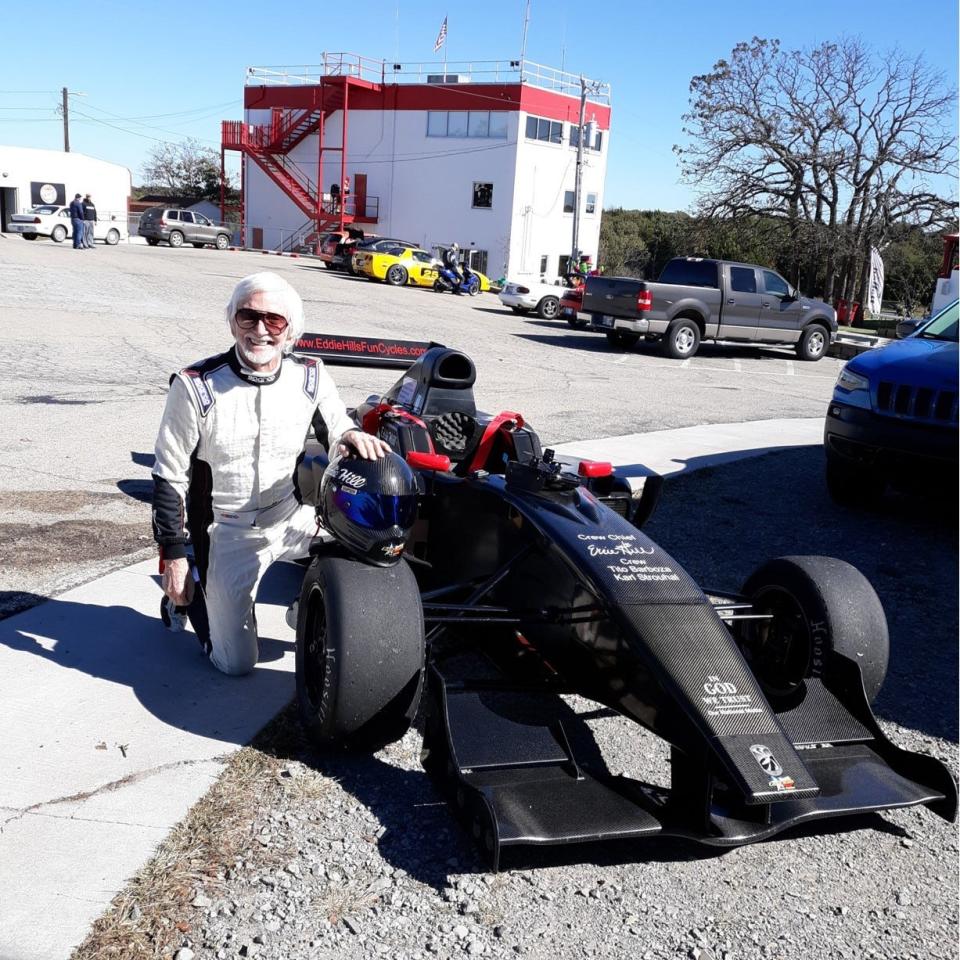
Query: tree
141,138,232,201
675,37,958,307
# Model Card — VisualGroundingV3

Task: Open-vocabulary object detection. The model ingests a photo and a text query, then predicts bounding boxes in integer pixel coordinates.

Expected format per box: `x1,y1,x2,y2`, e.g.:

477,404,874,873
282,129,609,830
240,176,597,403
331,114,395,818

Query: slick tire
738,555,889,705
296,555,425,751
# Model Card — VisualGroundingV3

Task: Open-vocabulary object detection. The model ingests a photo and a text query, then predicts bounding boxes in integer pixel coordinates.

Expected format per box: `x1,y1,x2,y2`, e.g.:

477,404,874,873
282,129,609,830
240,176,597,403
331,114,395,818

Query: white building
223,56,610,280
0,145,131,234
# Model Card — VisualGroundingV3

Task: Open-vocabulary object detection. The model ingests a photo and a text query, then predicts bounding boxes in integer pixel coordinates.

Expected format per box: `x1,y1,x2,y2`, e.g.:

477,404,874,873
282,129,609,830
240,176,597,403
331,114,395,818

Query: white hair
225,271,305,352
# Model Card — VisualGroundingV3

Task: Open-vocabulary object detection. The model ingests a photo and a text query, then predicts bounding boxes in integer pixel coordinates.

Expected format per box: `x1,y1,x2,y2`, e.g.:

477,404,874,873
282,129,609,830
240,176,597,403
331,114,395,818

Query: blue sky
2,0,957,211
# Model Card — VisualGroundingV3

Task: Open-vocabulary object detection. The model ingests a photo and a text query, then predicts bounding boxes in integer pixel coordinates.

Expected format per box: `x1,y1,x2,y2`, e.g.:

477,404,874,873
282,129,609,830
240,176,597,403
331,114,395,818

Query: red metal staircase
221,75,378,250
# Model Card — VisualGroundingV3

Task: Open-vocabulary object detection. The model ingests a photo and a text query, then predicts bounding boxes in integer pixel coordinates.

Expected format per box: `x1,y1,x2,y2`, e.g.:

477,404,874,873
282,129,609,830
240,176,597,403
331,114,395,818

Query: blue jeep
824,299,959,503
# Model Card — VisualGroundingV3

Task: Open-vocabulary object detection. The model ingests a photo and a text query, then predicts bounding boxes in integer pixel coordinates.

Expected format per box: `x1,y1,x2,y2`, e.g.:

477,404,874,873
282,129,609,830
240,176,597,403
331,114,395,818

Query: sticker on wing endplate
701,676,763,719
750,743,796,791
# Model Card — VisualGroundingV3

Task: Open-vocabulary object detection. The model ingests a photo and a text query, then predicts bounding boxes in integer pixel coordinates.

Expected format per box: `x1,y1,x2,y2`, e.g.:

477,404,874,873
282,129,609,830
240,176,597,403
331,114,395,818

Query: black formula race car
292,342,956,869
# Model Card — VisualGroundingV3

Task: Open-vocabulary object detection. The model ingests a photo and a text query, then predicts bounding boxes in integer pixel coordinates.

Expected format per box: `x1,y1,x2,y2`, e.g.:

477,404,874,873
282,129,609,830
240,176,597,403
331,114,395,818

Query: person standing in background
69,194,85,249
82,194,97,249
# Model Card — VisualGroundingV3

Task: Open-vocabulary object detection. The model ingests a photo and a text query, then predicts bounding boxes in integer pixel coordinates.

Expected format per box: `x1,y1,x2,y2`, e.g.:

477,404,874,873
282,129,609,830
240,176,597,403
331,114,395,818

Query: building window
585,193,597,215
563,190,575,214
539,255,548,275
427,111,507,139
558,255,571,277
569,126,603,151
526,115,563,144
472,182,493,209
466,249,489,275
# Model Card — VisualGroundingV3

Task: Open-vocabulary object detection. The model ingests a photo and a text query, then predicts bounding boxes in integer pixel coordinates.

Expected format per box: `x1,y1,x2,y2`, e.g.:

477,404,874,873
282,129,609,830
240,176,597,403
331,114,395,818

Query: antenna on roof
520,0,531,64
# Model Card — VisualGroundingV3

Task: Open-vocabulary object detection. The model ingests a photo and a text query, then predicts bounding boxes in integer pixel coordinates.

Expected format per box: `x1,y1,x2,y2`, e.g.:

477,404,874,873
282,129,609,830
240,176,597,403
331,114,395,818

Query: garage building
221,54,610,281
0,145,131,238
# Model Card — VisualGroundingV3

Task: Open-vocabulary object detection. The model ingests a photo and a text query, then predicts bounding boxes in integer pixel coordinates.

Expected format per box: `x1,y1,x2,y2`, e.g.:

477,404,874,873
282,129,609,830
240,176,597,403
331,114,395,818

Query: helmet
320,452,419,566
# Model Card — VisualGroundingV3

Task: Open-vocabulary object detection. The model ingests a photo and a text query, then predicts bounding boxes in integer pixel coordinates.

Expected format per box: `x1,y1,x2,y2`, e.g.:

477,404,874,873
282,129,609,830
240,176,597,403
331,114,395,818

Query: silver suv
138,207,231,250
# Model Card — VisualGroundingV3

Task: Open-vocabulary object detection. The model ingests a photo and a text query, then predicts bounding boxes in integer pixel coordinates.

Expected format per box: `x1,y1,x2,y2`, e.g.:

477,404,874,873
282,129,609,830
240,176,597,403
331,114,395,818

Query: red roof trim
243,82,610,129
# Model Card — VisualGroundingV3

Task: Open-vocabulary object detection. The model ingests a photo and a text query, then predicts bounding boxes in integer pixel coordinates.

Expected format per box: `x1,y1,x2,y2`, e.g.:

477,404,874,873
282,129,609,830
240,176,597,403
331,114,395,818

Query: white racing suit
152,347,356,675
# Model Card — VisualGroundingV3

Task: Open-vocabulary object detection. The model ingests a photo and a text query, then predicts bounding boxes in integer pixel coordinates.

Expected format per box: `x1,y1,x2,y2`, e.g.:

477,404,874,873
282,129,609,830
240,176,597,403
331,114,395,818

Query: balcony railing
245,54,610,104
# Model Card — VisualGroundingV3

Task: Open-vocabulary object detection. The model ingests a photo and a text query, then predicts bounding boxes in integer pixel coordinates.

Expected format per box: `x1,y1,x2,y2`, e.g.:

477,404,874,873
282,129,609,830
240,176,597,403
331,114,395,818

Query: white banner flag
867,247,885,317
433,16,448,52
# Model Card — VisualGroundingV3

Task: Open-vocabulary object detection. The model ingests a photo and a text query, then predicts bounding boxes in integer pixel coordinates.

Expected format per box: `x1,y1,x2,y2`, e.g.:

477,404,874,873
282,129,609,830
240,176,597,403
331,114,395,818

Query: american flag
433,16,448,52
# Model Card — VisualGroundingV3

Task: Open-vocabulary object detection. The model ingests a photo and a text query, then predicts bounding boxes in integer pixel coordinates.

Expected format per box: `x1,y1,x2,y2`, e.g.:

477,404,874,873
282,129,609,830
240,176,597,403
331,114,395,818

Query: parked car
498,278,570,319
582,258,837,360
138,207,231,249
349,237,421,274
356,246,442,287
7,205,123,244
824,298,958,503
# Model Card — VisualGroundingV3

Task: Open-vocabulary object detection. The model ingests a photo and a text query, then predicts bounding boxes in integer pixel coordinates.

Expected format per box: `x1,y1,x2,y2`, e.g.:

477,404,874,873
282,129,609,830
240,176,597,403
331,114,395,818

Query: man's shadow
0,562,303,745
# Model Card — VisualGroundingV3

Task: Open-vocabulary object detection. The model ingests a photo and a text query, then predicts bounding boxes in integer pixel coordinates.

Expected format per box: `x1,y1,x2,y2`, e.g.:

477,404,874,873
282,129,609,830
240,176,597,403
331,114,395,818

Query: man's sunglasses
234,307,289,335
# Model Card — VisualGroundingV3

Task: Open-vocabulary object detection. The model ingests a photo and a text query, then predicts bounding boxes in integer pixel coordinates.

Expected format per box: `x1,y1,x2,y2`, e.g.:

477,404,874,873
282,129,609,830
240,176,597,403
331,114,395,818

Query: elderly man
152,271,389,675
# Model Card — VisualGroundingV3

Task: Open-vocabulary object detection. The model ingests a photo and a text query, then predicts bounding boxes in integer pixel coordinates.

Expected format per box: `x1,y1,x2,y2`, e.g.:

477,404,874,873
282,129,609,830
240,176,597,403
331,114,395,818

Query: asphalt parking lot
0,236,956,960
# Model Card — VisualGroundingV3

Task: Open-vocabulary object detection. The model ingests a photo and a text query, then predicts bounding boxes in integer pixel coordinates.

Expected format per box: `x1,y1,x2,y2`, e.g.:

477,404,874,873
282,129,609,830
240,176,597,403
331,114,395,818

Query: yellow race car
354,246,442,287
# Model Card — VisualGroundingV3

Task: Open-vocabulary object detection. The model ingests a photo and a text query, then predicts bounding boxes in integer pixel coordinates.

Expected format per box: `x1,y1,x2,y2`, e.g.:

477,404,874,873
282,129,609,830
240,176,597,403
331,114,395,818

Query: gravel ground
87,449,958,960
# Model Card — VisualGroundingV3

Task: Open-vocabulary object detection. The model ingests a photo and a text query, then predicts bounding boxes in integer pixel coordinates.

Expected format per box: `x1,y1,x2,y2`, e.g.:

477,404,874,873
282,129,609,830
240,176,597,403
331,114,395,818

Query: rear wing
294,333,442,369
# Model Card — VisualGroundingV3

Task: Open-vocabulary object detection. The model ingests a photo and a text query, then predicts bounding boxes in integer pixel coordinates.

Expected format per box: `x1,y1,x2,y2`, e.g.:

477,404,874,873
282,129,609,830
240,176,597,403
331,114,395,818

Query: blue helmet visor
333,489,418,531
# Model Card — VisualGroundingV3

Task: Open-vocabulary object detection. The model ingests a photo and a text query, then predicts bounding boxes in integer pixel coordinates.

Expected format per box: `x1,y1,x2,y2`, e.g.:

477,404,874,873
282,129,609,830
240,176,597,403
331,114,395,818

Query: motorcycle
433,265,481,296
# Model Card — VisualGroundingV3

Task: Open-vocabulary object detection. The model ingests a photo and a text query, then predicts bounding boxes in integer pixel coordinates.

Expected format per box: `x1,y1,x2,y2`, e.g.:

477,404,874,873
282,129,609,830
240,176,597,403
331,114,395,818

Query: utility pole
571,75,602,270
570,76,587,268
62,87,70,152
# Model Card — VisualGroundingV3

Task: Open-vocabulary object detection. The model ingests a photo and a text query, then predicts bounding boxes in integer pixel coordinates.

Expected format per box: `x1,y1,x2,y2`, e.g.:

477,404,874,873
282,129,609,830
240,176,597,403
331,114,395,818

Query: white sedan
7,205,124,244
498,278,569,320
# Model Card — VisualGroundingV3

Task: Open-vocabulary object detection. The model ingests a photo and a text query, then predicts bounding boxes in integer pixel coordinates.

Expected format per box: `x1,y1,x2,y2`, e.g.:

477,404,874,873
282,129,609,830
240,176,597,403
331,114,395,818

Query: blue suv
824,299,958,503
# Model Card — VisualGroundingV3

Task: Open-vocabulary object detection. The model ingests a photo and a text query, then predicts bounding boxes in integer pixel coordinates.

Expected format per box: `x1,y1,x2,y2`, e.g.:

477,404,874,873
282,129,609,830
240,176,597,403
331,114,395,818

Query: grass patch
71,703,309,960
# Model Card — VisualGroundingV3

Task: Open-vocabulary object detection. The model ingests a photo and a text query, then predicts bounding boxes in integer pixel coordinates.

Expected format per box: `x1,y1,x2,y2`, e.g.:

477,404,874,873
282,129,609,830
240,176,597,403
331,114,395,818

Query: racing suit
152,347,356,675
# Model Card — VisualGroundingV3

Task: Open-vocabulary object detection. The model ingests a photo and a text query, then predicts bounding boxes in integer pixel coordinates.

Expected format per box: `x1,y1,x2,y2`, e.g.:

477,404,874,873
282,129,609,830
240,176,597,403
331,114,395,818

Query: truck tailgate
582,276,645,317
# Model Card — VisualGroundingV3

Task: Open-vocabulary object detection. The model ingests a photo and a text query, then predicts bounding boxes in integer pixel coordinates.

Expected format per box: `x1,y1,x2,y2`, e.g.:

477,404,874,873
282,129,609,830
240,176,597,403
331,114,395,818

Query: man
69,193,85,249
443,242,462,291
82,194,97,249
152,271,390,675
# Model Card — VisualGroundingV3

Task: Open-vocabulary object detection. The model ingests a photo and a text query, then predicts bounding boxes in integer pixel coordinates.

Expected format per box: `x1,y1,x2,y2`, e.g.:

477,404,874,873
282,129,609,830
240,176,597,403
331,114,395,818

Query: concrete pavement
0,418,823,960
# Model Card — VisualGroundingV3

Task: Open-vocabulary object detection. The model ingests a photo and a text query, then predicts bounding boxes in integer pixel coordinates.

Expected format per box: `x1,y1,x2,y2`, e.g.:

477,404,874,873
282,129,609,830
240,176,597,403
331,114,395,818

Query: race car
355,245,444,287
287,340,956,869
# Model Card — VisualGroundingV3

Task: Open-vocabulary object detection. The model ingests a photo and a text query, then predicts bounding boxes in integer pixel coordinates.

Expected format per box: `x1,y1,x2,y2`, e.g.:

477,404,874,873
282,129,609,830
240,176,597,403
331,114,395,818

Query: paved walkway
0,418,823,960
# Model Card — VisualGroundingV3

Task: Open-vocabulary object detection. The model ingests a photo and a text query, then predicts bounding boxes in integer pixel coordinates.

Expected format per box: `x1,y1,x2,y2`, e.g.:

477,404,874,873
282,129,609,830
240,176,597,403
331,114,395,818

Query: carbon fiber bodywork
307,345,957,867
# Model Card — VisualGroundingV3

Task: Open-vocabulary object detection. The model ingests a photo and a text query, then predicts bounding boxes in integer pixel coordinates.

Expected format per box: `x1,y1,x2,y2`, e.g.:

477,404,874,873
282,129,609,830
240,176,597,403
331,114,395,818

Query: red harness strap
467,411,525,473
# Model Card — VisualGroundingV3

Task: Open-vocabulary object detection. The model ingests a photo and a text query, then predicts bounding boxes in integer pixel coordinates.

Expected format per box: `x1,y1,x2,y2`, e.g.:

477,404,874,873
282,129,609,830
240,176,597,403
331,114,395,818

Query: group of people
68,193,98,249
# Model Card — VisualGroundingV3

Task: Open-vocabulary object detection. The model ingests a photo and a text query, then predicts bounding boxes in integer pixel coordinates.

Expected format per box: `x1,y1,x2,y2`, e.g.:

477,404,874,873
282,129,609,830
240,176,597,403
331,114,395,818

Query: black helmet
320,452,419,566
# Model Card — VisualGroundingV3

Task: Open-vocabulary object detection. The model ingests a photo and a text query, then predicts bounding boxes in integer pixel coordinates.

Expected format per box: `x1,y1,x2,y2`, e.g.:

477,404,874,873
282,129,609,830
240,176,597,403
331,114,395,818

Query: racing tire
215,234,230,250
605,330,641,349
537,296,560,320
51,225,67,243
797,324,829,361
738,555,888,706
105,228,120,245
296,555,425,752
146,238,160,246
385,265,408,287
825,453,885,506
663,318,701,359
168,231,184,248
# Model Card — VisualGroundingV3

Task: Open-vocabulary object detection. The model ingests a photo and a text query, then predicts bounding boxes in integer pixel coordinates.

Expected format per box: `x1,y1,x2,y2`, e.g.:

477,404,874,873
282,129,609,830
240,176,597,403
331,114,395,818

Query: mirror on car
896,318,923,339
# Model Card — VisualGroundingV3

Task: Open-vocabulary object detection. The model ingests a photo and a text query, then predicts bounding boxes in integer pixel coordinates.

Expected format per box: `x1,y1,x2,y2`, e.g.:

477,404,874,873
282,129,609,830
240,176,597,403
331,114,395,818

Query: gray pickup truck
584,257,837,360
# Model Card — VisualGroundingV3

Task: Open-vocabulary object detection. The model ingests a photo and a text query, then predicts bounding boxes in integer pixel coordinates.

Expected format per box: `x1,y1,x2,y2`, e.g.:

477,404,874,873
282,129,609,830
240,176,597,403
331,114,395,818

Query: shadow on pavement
643,444,959,741
0,561,303,744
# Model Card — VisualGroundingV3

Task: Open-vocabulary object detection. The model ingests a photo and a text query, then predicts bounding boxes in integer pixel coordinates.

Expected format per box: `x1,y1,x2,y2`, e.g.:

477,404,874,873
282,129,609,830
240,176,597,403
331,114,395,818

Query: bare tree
141,138,230,200
675,36,957,305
